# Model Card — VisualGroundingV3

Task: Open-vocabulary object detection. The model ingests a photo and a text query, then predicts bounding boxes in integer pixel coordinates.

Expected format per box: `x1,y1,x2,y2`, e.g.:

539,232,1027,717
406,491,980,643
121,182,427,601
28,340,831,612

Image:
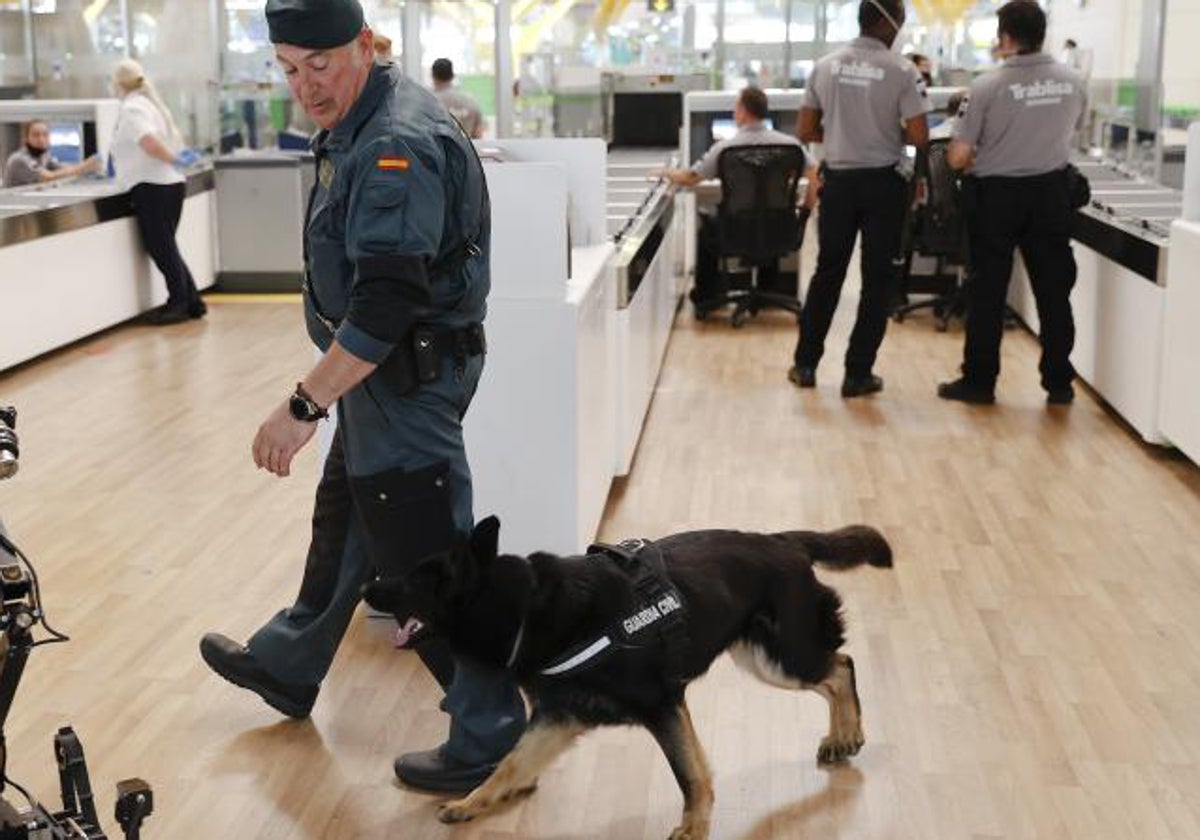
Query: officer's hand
914,177,929,208
252,402,317,478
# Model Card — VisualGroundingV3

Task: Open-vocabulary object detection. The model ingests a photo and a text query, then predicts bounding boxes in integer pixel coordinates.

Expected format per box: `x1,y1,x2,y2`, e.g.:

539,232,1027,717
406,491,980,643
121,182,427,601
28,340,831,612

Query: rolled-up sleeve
953,81,988,149
337,138,445,364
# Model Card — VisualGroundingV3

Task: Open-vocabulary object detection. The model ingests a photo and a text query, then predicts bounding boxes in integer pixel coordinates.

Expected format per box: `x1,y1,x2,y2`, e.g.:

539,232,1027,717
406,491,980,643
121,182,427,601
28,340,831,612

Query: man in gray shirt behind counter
432,58,484,139
937,0,1086,406
4,120,100,187
789,0,929,398
665,86,819,310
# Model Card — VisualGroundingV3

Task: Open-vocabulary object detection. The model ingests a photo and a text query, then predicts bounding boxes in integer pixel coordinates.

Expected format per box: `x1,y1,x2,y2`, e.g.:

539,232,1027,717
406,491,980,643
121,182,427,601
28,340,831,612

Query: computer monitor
690,110,799,164
710,116,776,142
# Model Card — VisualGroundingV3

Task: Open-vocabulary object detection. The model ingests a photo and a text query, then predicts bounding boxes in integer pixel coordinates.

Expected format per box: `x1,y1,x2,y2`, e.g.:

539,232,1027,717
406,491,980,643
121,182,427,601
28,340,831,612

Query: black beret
266,0,365,49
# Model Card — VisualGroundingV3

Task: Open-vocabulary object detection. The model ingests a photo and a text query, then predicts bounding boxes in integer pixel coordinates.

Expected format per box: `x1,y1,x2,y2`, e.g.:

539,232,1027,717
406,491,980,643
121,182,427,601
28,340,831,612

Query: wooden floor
2,287,1200,840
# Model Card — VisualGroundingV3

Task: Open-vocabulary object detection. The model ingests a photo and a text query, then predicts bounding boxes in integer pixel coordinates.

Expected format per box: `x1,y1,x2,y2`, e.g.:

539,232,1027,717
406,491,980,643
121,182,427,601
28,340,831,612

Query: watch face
289,393,313,422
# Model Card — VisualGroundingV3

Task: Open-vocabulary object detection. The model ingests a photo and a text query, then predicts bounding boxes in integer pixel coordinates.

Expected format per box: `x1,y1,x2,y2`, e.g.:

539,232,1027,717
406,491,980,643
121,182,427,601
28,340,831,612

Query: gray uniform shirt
804,36,929,170
954,53,1086,178
435,87,484,138
4,147,61,187
690,122,805,180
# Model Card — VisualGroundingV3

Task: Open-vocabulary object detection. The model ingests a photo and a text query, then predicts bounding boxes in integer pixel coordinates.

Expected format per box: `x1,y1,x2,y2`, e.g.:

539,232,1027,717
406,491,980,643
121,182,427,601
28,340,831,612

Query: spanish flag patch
377,157,410,171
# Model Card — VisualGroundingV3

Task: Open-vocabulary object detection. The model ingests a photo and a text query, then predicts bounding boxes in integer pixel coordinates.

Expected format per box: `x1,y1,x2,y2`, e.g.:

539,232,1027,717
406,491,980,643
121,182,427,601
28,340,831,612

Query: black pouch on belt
376,325,450,396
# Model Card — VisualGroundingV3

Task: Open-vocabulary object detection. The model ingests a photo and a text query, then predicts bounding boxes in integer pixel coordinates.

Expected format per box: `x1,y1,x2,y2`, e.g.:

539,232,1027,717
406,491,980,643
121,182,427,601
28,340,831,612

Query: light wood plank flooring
1,289,1198,840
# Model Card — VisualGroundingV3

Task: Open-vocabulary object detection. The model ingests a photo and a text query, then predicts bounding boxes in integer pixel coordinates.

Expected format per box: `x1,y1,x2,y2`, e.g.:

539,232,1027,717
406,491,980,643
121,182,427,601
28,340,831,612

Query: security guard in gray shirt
938,0,1086,405
199,0,525,793
790,0,929,397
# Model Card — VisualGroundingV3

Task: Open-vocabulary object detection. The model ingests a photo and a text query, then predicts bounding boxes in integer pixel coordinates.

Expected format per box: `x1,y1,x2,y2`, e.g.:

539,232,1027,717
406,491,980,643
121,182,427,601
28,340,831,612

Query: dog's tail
778,526,893,570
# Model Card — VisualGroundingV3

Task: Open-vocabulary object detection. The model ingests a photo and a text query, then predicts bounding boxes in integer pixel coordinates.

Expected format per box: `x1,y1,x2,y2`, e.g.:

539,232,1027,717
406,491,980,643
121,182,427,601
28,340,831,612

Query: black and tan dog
363,517,892,840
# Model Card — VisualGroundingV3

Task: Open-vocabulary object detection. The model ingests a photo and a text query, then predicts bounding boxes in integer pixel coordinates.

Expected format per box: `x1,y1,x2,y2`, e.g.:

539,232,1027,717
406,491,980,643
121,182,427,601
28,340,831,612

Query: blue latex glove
172,148,201,169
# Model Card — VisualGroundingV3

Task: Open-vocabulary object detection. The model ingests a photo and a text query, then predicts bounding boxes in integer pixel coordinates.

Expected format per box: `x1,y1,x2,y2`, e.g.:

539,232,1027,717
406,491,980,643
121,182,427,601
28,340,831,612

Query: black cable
0,532,70,646
3,772,37,811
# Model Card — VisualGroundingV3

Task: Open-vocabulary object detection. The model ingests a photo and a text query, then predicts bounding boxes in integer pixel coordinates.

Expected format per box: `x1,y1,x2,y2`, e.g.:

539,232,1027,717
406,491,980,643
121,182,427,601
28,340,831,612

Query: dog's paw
437,801,476,824
817,734,863,764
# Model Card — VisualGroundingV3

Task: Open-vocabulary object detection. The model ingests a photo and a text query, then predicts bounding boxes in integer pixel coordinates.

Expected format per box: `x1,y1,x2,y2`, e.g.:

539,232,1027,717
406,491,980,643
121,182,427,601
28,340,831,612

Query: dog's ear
470,516,501,567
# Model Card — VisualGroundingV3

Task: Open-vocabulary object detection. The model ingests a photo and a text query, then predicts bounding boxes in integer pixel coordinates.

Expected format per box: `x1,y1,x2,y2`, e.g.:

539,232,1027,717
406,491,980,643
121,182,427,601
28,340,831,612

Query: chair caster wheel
731,310,749,328
935,320,949,332
892,313,906,324
694,308,708,321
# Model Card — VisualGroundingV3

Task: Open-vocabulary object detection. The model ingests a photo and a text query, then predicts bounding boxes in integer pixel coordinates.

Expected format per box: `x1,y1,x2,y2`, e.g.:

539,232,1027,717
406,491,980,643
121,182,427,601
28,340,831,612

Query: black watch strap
290,382,329,422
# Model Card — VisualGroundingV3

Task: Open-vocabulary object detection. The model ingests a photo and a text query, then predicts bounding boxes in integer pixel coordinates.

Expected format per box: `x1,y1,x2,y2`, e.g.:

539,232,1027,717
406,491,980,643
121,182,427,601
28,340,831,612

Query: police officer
789,0,929,397
937,0,1086,405
199,0,525,793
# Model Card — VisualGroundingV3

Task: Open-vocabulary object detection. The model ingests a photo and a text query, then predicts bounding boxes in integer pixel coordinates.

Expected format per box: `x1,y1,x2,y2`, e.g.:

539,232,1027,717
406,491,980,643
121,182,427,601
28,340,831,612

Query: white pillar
403,0,423,83
495,0,514,137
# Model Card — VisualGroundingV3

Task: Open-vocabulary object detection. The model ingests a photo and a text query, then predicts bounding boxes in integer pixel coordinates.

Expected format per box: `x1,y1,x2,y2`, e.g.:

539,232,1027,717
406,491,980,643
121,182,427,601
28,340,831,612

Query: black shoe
188,299,208,319
1046,384,1075,405
199,633,318,719
937,378,996,405
788,366,816,388
394,746,498,793
144,305,191,326
841,374,883,398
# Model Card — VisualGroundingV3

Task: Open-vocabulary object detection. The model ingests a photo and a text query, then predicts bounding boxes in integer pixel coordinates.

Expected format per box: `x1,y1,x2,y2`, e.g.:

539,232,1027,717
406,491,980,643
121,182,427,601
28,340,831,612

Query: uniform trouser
794,167,907,378
961,172,1077,391
129,182,201,312
246,352,526,765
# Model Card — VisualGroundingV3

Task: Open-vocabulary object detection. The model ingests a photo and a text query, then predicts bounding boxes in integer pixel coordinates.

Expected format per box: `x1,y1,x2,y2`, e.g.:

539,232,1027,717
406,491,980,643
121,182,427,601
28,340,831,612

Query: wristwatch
289,383,329,423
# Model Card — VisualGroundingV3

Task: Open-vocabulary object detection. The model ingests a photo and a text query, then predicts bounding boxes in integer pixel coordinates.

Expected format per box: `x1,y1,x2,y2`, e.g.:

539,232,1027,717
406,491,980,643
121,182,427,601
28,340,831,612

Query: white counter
1159,220,1200,463
0,174,216,372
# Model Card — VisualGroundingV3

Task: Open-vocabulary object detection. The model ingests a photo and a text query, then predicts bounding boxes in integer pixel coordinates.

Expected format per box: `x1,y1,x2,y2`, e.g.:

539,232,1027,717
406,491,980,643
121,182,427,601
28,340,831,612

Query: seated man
5,120,101,187
664,87,819,308
431,58,484,139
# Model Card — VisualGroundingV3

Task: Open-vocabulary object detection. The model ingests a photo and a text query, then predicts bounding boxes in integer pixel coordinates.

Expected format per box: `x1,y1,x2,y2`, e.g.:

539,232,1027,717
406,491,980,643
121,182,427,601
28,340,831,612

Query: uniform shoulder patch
377,157,410,171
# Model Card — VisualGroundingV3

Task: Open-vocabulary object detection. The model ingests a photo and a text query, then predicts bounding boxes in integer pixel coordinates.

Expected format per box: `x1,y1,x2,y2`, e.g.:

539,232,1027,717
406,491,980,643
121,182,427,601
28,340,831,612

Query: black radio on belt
412,326,441,384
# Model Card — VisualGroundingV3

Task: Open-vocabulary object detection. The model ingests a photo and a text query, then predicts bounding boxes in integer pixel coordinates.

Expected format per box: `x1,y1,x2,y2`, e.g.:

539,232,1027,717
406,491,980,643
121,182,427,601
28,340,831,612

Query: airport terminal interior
1,0,1199,838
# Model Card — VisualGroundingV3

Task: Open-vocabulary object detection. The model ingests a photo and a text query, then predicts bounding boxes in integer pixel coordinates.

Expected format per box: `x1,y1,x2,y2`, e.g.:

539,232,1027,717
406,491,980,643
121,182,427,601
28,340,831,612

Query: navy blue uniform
247,64,525,765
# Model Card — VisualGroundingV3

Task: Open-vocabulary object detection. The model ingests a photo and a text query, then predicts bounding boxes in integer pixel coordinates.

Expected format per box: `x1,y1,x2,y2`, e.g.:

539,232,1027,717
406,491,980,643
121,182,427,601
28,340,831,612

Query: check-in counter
0,170,216,372
213,151,314,291
464,139,618,556
1007,160,1181,444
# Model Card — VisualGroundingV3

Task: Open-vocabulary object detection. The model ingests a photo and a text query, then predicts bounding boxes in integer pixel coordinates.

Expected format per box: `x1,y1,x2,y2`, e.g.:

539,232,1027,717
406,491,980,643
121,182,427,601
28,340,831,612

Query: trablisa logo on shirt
1008,79,1075,106
830,60,886,87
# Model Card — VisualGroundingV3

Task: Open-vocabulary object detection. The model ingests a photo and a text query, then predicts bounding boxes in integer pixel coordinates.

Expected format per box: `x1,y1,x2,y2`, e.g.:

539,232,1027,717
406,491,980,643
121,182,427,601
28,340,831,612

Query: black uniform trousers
129,182,202,312
960,171,1077,391
794,167,907,378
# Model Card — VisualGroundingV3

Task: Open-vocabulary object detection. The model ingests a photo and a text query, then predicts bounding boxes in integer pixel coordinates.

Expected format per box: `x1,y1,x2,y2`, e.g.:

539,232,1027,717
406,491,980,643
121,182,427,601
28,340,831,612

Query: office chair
696,144,807,328
892,138,968,331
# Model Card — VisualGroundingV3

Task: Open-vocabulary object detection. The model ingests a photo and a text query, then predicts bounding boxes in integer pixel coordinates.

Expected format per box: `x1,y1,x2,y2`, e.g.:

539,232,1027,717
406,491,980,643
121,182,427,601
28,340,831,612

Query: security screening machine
0,406,153,840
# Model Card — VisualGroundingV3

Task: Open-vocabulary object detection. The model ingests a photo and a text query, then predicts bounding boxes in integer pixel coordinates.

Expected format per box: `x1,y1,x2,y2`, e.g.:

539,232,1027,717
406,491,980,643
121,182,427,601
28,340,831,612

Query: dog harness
508,539,690,682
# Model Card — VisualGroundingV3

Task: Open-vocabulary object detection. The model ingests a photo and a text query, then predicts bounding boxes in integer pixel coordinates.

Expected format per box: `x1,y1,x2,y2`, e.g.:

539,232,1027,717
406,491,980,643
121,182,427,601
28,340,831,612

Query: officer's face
25,122,50,153
276,32,374,130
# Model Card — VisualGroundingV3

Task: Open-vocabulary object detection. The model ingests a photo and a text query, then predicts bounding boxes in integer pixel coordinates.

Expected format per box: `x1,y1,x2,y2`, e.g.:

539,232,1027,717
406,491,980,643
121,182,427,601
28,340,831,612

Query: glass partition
30,0,126,100
0,0,34,91
129,0,220,149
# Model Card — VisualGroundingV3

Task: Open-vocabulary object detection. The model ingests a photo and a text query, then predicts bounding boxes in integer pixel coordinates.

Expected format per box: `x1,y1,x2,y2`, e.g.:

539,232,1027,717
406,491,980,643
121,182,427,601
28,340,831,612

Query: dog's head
362,516,538,656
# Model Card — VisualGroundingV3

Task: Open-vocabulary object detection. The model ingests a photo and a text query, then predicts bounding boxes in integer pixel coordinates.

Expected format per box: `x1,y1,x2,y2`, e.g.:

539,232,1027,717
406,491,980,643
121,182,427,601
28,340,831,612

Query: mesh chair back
716,144,806,265
917,138,966,259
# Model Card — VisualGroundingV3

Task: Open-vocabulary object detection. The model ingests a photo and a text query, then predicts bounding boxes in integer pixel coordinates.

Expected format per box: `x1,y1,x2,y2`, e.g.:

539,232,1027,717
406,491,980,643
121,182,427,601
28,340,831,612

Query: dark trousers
794,167,907,378
129,182,200,311
960,172,1076,390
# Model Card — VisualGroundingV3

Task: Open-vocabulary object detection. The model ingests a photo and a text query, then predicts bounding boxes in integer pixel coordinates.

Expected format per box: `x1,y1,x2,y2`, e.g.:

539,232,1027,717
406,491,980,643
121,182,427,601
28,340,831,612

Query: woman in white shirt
110,59,205,324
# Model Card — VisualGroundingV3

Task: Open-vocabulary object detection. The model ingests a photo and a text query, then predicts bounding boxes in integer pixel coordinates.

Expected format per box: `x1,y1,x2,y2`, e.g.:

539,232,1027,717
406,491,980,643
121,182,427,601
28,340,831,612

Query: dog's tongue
394,617,425,648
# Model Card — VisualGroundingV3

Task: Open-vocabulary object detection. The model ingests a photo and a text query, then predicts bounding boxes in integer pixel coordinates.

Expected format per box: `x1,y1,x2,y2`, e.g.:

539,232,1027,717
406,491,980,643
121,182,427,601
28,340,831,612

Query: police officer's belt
508,539,690,683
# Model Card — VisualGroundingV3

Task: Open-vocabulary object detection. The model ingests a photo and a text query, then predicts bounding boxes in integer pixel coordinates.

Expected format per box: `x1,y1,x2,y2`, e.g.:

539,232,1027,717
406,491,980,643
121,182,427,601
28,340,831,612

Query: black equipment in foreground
0,405,153,839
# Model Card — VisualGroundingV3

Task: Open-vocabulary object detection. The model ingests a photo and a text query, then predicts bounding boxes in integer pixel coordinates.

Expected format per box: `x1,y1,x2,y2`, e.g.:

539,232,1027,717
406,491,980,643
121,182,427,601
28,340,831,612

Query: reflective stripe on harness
531,538,689,681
